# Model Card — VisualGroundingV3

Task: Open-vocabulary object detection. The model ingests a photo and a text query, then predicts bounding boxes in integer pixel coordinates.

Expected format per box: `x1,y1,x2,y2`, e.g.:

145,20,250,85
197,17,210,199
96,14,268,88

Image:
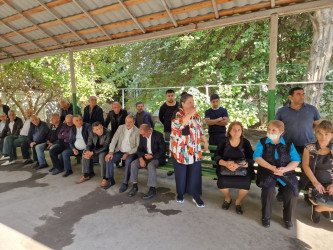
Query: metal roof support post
268,13,278,121
122,89,125,108
69,51,78,115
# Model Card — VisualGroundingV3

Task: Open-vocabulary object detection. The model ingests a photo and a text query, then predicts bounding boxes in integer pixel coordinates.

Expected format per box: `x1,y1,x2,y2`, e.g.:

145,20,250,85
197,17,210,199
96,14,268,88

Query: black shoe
24,159,34,165
48,167,55,172
276,191,283,202
192,196,205,208
284,220,293,230
176,194,184,203
311,205,321,224
62,170,73,177
304,194,312,206
322,211,331,219
235,205,243,215
89,172,96,178
35,164,48,170
143,187,156,199
103,178,116,190
128,186,138,197
52,169,64,175
119,183,128,193
222,199,232,210
32,163,40,169
262,217,270,228
167,171,174,176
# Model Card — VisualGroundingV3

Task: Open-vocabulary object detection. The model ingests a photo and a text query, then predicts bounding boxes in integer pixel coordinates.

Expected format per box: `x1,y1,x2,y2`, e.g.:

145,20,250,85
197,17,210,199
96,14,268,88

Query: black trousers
261,186,297,221
172,157,202,197
21,142,37,161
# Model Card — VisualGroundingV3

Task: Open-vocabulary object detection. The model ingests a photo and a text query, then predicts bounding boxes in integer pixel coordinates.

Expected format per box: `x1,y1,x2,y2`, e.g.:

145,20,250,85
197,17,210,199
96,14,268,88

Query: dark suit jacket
104,109,127,136
69,123,91,150
60,103,81,122
137,130,166,166
1,105,10,115
27,121,50,144
83,105,104,125
86,127,111,154
0,117,23,138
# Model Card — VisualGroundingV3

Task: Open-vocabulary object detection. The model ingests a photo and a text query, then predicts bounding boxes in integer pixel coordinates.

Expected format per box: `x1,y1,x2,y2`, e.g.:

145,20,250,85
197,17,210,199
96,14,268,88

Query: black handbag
308,187,333,209
220,160,248,176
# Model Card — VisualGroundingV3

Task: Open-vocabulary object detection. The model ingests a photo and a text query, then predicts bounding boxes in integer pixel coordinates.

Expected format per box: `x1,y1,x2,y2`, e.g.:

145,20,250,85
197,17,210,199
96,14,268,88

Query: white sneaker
1,160,15,166
0,155,10,161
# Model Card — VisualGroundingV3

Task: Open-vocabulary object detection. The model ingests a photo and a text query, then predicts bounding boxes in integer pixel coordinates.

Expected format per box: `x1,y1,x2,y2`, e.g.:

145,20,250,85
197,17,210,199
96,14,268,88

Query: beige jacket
109,124,140,155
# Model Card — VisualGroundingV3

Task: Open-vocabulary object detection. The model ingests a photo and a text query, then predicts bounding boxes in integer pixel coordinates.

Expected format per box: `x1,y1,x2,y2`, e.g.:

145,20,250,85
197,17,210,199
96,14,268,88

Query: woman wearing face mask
253,120,301,229
301,120,333,224
170,93,209,207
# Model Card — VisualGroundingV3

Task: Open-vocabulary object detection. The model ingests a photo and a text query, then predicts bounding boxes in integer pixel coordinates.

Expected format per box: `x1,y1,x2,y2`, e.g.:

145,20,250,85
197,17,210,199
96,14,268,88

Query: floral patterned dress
170,109,205,165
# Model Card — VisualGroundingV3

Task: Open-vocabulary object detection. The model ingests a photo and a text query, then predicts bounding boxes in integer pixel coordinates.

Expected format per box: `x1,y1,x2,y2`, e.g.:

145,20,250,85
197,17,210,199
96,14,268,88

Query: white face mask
267,133,279,140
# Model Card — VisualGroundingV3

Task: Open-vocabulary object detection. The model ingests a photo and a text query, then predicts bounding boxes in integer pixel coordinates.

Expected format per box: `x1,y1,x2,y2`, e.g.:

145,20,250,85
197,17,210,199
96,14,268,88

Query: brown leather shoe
75,176,90,184
99,179,108,187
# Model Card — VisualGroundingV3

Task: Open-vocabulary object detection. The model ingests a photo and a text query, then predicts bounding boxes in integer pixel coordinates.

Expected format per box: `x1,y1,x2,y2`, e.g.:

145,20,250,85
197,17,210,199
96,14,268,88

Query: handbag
220,160,248,176
308,187,333,208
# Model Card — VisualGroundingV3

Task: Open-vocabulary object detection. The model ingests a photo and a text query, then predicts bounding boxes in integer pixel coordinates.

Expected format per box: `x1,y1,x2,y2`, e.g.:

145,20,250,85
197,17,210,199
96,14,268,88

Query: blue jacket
27,121,50,144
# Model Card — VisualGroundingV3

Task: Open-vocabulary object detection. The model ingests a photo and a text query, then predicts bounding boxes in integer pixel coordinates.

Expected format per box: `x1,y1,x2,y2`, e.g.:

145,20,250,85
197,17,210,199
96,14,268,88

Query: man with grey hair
83,96,104,125
1,109,29,166
128,124,165,199
103,115,140,191
60,100,81,123
0,111,22,152
20,115,50,165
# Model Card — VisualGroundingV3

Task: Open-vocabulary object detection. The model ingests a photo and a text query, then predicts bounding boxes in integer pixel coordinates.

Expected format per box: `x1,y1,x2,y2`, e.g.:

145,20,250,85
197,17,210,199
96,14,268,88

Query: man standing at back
104,101,128,137
205,94,229,166
159,89,179,141
275,87,320,154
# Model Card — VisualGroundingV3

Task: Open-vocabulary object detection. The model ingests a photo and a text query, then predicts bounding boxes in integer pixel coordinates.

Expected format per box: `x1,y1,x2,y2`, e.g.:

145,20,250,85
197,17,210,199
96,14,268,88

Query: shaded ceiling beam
160,0,178,27
211,0,219,18
34,0,88,44
72,0,112,39
0,18,45,51
2,0,65,48
117,0,146,33
0,36,27,54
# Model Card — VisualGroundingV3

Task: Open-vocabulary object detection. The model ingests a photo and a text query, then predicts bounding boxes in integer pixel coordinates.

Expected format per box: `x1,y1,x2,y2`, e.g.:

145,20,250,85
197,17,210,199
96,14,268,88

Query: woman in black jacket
214,121,254,215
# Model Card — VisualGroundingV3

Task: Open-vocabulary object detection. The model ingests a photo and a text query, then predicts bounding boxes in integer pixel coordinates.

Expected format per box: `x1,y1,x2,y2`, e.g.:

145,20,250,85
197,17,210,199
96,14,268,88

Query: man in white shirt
0,109,30,165
128,124,166,199
104,115,140,191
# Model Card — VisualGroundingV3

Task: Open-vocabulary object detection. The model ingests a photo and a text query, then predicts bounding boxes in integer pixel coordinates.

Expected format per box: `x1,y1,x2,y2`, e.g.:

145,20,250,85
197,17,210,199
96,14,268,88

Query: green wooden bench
159,141,307,194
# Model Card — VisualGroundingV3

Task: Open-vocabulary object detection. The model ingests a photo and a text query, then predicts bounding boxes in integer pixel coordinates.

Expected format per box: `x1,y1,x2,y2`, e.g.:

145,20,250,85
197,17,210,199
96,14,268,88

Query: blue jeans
35,143,47,165
61,148,92,171
106,152,137,184
2,135,26,161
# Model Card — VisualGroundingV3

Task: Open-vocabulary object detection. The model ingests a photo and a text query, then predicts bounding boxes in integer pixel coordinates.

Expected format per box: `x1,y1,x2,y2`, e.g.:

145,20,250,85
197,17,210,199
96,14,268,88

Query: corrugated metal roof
0,0,331,63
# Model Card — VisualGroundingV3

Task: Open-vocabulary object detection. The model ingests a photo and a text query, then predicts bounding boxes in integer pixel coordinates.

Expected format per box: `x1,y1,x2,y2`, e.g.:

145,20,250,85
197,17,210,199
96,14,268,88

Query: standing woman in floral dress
170,93,209,207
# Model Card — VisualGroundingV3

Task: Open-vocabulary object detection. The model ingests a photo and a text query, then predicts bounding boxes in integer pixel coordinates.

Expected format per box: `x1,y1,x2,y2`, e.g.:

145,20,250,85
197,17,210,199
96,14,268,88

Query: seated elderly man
0,109,32,165
83,96,104,125
0,113,7,136
49,115,74,175
21,115,50,165
128,124,165,199
104,115,140,191
34,113,63,170
61,115,91,177
0,111,22,153
76,121,111,186
104,101,128,137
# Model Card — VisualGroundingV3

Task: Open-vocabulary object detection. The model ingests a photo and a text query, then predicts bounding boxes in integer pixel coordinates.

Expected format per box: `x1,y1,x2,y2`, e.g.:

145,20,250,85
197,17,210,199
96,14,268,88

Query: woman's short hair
268,120,285,132
314,120,333,133
226,121,244,139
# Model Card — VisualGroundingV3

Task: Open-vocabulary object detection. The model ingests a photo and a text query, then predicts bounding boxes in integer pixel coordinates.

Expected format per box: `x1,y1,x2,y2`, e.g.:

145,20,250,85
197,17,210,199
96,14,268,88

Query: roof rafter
117,0,146,33
2,0,65,49
34,0,88,45
72,0,112,40
160,0,178,27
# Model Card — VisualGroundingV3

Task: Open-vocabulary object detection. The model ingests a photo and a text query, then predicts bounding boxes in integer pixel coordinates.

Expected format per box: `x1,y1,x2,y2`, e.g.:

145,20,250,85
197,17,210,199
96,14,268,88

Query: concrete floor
0,155,332,250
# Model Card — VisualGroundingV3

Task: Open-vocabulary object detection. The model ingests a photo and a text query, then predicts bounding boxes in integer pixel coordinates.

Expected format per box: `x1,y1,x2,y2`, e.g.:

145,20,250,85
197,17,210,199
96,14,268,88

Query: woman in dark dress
214,121,254,214
302,120,333,223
